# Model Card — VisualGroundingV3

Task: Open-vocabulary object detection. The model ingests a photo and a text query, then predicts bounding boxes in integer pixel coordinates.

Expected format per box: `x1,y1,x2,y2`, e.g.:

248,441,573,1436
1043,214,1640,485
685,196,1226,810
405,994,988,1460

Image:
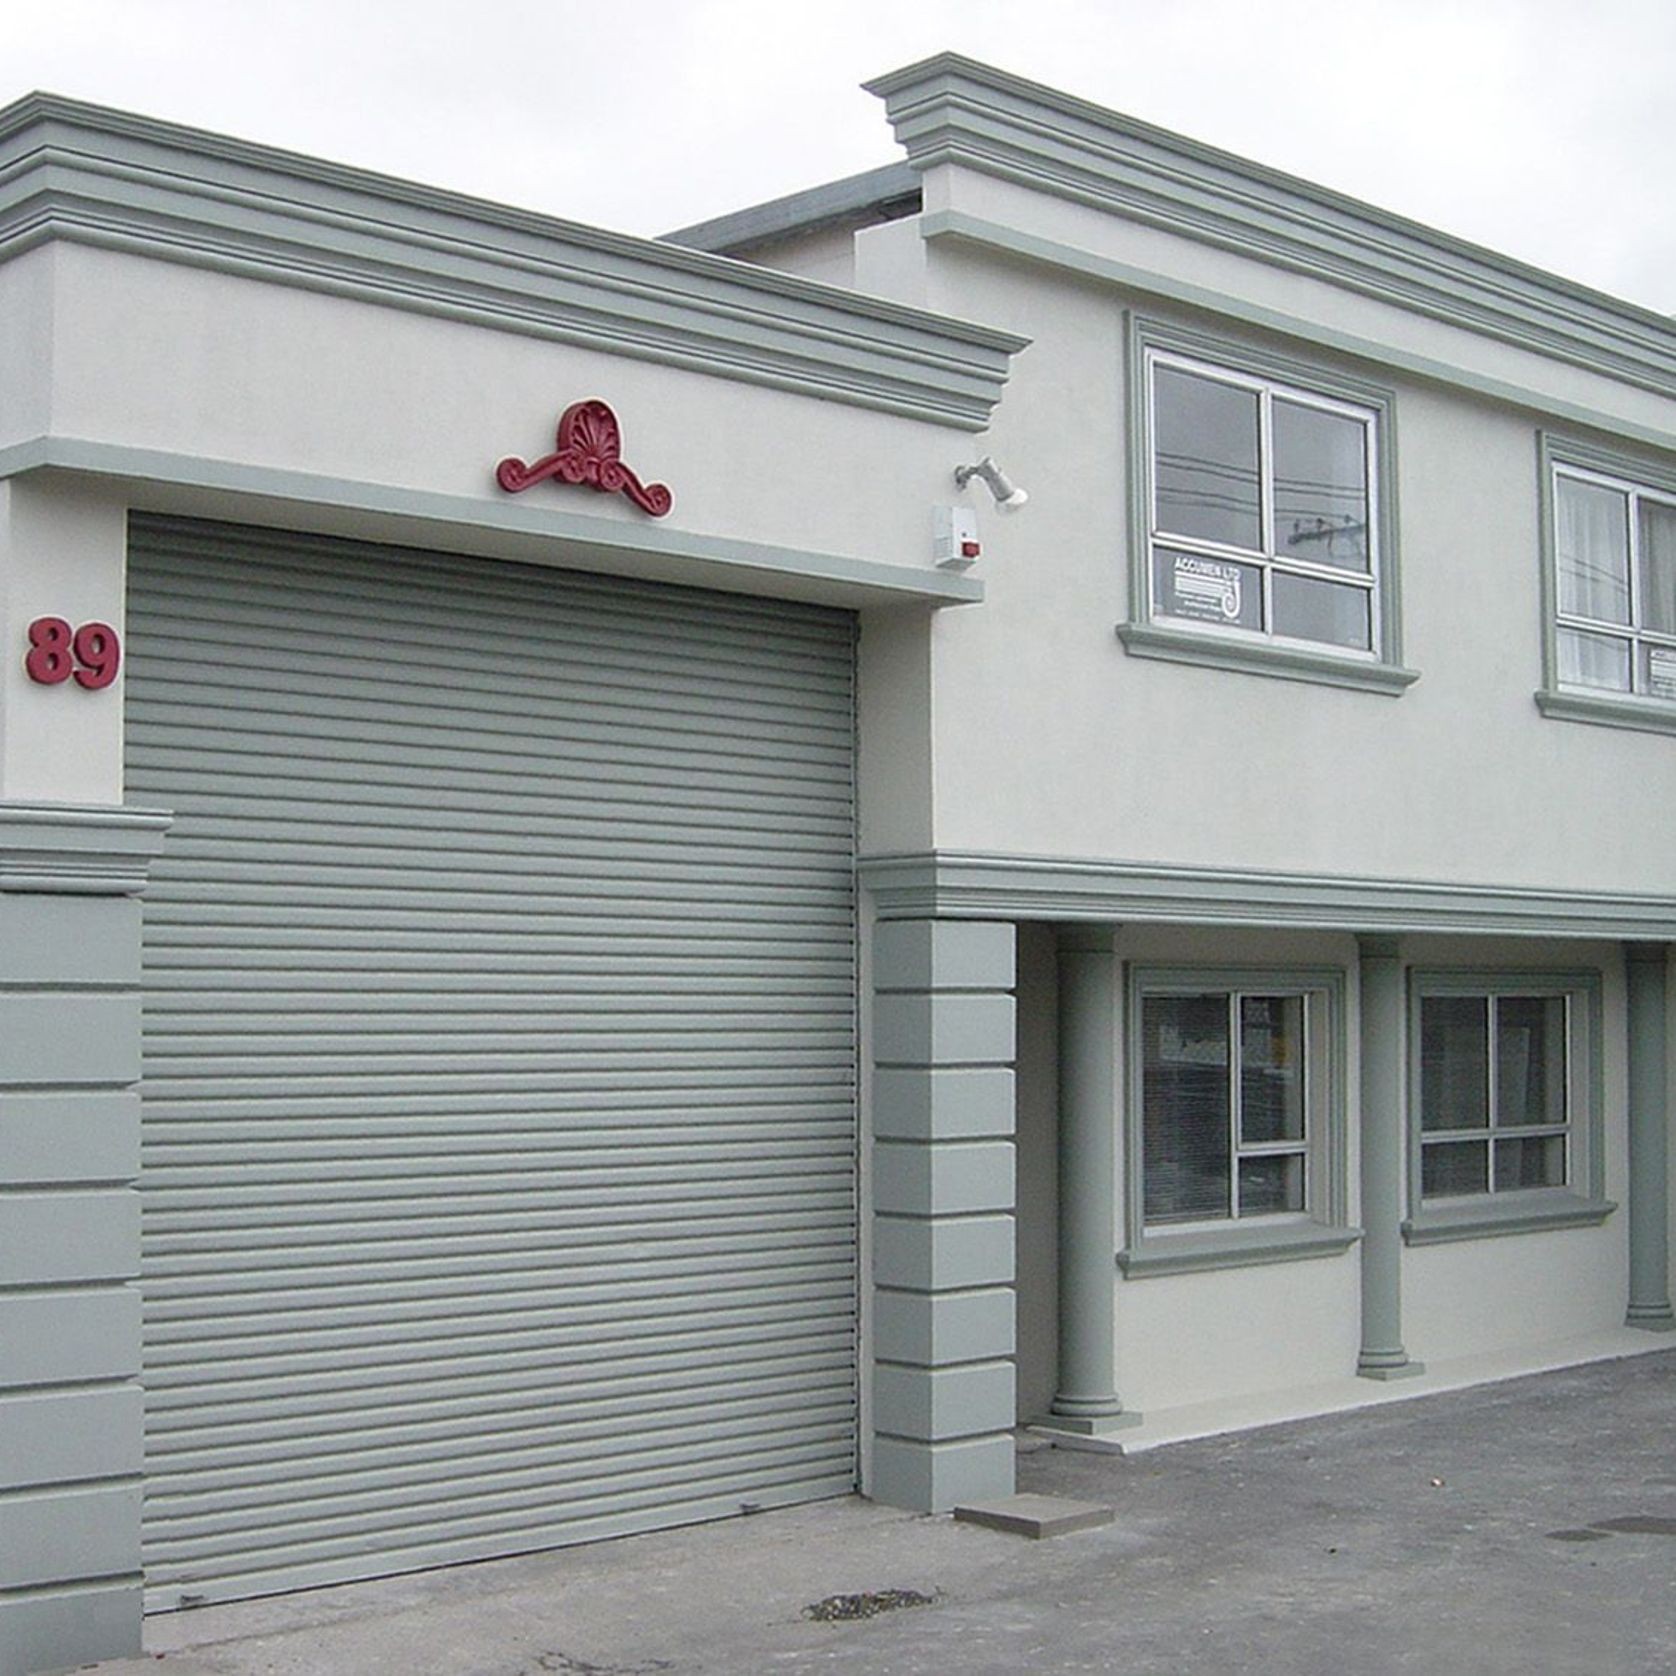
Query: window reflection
1146,348,1381,661
1153,366,1261,551
1556,477,1630,625
1273,399,1369,572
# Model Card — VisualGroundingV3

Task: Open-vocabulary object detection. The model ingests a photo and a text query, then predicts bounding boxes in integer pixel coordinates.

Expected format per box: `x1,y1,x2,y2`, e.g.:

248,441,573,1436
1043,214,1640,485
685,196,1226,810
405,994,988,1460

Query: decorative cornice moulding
0,437,984,607
858,850,1676,939
0,93,1025,432
0,802,172,894
865,54,1676,404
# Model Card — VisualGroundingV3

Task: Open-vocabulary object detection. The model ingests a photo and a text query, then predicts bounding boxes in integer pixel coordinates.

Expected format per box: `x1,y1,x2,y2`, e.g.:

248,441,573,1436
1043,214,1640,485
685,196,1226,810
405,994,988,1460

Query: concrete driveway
91,1349,1676,1676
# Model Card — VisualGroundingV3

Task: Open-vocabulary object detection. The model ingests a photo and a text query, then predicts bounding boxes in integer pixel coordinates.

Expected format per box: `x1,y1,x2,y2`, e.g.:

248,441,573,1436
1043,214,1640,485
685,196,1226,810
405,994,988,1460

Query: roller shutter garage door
126,517,858,1608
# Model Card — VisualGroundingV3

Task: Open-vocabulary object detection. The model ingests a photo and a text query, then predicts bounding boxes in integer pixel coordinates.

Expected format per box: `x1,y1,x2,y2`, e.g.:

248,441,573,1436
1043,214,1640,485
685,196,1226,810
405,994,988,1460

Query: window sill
1118,622,1419,695
1536,687,1676,738
1118,1221,1361,1278
1403,1192,1616,1246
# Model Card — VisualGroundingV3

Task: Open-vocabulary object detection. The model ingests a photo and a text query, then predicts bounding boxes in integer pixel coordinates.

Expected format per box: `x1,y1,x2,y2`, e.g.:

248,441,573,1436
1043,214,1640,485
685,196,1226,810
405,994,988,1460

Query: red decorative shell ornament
496,400,673,517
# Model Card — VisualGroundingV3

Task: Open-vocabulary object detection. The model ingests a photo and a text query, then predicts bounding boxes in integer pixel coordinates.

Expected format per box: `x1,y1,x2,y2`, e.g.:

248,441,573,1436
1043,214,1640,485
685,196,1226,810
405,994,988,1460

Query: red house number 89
25,617,122,690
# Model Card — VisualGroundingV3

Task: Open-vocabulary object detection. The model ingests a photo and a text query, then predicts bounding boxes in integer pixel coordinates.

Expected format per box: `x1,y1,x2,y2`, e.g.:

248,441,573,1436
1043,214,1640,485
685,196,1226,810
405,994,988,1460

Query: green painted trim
1401,1194,1616,1246
918,212,1676,458
1118,1222,1361,1277
1053,939,1121,1417
1119,963,1350,1277
1120,314,1410,690
1540,433,1676,497
1403,967,1612,1245
1536,432,1676,736
0,804,172,895
859,851,1676,938
1535,690,1676,738
868,56,1676,403
0,95,1025,432
1116,623,1419,695
1356,935,1414,1377
0,437,984,608
1623,940,1673,1329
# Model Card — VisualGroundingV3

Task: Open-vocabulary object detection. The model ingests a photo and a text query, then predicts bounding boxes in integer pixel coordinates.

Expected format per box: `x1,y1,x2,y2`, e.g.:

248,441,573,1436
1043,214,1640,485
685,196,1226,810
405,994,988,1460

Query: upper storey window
1553,466,1676,702
1121,322,1413,695
1152,356,1376,647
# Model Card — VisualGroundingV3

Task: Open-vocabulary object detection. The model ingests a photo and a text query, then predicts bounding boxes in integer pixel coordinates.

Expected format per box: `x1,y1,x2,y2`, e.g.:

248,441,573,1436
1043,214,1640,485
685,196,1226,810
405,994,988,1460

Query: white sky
4,0,1672,314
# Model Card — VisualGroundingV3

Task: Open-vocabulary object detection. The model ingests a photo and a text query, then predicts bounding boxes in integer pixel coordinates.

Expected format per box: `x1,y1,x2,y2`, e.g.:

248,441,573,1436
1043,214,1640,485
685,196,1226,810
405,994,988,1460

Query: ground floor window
1405,969,1611,1243
1121,966,1353,1276
1140,989,1311,1223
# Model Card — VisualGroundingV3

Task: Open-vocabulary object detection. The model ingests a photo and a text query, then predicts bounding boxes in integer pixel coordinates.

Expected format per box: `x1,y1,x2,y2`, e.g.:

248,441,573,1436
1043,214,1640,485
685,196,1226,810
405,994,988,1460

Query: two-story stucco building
2,53,1673,1676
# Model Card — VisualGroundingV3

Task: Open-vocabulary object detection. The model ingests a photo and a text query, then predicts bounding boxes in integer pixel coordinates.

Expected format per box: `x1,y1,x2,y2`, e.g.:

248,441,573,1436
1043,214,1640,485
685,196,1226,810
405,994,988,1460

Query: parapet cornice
0,92,1025,431
865,54,1676,401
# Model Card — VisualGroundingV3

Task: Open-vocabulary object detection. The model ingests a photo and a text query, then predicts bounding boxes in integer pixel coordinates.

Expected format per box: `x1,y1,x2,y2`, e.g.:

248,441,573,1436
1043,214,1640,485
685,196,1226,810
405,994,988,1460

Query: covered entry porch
862,852,1676,1511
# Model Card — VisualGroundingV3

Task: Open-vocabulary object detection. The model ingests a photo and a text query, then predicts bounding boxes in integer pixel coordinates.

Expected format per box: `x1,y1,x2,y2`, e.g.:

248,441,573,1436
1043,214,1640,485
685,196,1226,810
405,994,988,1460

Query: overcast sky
5,0,1672,314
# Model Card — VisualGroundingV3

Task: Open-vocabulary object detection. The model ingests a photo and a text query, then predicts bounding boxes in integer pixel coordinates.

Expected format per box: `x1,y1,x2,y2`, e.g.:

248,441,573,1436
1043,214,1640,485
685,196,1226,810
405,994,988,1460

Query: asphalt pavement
88,1348,1676,1676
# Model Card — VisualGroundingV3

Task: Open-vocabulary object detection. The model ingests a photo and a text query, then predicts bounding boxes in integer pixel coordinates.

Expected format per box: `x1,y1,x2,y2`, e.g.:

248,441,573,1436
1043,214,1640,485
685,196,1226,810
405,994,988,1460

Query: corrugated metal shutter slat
129,517,857,1607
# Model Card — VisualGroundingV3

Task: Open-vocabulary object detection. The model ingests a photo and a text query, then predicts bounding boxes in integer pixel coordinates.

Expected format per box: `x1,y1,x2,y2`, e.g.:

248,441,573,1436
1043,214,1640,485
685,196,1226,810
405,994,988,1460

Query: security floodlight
954,456,1029,511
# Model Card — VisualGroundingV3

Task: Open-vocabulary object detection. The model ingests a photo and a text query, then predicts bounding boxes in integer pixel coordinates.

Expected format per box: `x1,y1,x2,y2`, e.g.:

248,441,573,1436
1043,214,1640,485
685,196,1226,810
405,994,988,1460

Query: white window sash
1146,348,1381,653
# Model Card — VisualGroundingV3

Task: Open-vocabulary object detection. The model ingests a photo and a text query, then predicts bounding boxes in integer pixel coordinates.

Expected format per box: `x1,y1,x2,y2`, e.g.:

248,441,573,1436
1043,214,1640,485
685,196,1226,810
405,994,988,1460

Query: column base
1625,1304,1676,1332
1027,1411,1144,1454
1357,1354,1426,1382
0,1579,142,1676
871,1434,1014,1513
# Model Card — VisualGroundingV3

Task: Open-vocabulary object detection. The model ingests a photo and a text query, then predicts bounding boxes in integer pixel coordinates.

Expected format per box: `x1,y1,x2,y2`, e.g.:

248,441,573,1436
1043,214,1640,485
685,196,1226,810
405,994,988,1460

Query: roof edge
663,162,920,255
861,53,1676,395
0,92,1026,429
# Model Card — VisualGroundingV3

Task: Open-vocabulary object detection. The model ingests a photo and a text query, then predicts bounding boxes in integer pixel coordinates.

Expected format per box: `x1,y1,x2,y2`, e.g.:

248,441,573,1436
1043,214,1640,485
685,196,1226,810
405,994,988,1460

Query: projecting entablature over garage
0,92,1028,611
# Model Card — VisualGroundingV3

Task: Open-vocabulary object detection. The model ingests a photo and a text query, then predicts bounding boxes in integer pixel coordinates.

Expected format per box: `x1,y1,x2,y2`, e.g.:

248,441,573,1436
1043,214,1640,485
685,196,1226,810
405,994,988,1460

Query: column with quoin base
0,807,168,1676
870,920,1017,1512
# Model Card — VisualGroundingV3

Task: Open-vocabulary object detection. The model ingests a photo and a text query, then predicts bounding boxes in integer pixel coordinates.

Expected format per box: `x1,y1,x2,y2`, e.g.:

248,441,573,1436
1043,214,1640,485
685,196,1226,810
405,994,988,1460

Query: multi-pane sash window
1147,350,1381,656
1140,989,1311,1226
1405,969,1611,1245
1418,993,1570,1199
1552,464,1676,701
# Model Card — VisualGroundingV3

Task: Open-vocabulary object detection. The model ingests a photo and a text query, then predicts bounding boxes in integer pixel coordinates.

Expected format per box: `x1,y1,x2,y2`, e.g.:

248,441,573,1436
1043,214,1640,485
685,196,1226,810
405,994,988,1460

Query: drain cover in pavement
804,1589,936,1621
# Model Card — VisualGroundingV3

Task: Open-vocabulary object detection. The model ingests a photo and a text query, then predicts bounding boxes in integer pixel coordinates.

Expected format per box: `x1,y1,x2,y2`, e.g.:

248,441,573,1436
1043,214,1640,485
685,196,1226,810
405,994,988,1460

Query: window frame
1119,317,1415,696
1120,964,1356,1278
1404,967,1614,1245
1538,433,1676,738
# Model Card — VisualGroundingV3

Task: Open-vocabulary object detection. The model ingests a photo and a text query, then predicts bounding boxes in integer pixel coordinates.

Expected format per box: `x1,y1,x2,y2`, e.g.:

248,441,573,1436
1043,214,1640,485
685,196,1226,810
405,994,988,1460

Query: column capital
1057,925,1117,956
1624,940,1670,968
0,803,172,896
1356,933,1402,962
